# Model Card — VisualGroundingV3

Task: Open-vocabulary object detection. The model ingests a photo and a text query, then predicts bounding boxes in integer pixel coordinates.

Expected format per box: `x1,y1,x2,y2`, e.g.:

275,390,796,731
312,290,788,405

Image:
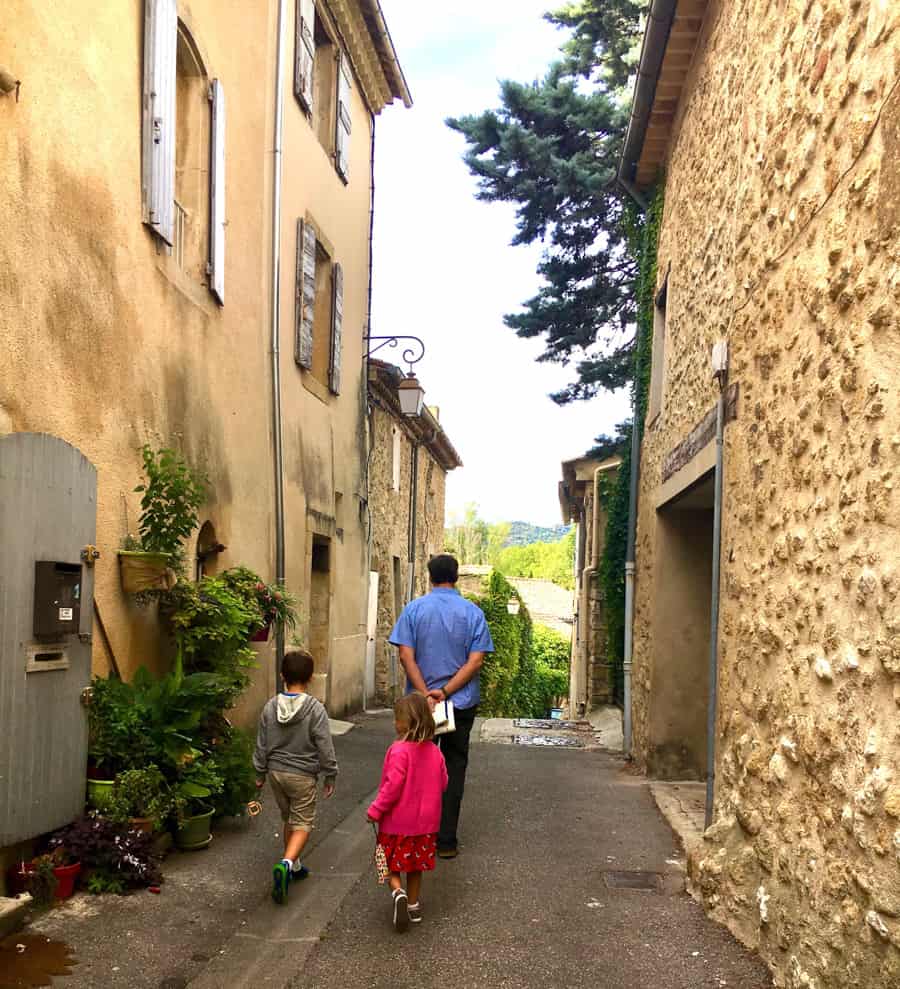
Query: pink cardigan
367,740,448,836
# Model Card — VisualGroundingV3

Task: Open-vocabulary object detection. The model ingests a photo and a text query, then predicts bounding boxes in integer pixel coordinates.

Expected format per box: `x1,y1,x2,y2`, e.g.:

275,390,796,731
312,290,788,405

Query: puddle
0,934,77,988
513,719,591,731
512,734,584,747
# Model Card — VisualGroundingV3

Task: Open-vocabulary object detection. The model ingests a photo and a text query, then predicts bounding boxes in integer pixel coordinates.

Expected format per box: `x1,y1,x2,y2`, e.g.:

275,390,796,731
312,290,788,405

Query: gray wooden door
0,433,97,845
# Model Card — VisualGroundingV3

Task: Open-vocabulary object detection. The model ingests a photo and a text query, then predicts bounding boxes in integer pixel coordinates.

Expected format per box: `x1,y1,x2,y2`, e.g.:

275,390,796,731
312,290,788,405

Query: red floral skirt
376,832,438,873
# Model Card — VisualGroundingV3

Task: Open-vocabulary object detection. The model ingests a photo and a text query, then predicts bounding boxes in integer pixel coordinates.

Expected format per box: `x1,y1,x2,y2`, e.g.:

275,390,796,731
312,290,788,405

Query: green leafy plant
106,767,176,831
87,871,126,895
208,727,257,818
172,757,224,822
219,566,299,635
25,854,60,907
88,675,152,777
133,445,208,573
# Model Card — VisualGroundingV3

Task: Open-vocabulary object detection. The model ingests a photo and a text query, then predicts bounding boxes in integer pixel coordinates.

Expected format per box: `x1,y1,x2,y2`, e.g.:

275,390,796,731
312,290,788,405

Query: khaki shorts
269,770,318,831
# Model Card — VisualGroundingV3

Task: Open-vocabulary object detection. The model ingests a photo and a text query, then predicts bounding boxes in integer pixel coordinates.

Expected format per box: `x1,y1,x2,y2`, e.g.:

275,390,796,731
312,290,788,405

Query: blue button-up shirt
389,588,494,710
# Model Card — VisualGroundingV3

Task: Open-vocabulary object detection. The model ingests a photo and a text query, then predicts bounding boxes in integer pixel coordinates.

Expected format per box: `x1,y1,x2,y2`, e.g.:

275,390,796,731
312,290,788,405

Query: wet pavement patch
0,933,77,987
512,734,585,747
513,718,592,731
603,870,661,891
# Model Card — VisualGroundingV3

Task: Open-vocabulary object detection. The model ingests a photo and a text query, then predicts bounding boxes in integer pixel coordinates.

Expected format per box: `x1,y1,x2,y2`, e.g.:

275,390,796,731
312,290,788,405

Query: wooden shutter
295,220,316,369
142,0,177,245
208,79,226,305
294,0,315,113
329,262,343,394
335,52,352,181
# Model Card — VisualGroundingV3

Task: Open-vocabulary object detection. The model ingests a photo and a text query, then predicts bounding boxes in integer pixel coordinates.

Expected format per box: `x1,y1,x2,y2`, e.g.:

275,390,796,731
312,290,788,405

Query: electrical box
33,561,82,640
711,340,729,377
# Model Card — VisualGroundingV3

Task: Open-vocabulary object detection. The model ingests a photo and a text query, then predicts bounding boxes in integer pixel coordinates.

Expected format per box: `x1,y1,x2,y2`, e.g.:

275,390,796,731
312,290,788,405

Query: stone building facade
367,360,461,706
0,0,409,734
620,0,900,984
559,455,620,717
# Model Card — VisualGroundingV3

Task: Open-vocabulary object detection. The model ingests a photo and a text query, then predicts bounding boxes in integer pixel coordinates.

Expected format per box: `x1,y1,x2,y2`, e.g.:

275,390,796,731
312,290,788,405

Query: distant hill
505,521,572,547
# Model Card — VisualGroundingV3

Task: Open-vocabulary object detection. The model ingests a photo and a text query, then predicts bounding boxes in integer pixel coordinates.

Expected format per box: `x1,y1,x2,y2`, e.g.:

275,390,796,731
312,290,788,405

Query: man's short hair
428,554,459,585
282,649,314,685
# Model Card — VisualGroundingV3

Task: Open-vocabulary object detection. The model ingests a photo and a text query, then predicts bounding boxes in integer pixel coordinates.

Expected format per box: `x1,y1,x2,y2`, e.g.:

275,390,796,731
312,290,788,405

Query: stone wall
368,405,448,706
631,0,900,985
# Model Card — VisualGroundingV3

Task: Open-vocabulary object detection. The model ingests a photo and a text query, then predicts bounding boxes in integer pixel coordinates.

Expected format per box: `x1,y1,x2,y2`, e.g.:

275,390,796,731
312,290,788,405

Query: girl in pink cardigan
367,693,448,932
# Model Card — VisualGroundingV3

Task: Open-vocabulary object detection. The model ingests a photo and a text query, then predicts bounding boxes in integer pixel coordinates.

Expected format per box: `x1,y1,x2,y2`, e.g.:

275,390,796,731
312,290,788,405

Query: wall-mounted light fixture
364,332,427,418
507,598,521,616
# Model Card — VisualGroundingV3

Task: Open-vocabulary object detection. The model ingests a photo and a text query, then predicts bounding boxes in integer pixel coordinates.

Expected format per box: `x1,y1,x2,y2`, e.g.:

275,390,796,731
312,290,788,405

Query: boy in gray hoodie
253,649,338,904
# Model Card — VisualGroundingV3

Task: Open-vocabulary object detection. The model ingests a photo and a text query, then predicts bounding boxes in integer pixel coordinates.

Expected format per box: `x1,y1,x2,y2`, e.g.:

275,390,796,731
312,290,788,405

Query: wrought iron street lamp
364,332,427,418
507,598,521,615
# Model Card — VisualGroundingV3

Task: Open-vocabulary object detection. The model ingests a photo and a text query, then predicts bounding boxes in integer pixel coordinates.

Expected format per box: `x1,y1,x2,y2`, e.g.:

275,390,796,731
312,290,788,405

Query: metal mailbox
33,561,82,639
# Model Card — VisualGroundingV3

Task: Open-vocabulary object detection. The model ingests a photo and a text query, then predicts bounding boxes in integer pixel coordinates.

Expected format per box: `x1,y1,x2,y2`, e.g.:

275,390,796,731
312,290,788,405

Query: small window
647,278,668,424
312,15,336,153
174,24,210,282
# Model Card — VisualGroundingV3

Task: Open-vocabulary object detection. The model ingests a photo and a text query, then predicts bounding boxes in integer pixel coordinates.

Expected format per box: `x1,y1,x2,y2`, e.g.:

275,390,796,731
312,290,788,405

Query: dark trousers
436,705,477,850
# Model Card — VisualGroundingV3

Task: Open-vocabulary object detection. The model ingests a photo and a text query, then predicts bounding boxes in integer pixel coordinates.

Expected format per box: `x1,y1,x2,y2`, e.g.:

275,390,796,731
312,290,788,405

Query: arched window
196,520,225,579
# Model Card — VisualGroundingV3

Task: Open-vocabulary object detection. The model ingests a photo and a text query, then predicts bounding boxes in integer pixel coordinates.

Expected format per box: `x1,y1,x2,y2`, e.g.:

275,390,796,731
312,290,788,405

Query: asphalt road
29,714,772,989
293,741,773,989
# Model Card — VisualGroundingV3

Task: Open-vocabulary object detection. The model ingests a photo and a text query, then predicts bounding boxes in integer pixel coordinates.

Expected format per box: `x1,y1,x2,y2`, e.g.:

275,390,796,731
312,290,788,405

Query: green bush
209,727,257,818
532,625,571,671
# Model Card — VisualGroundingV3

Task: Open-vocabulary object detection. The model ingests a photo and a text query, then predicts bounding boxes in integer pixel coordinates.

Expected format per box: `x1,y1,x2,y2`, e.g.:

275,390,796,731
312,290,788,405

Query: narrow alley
29,714,770,989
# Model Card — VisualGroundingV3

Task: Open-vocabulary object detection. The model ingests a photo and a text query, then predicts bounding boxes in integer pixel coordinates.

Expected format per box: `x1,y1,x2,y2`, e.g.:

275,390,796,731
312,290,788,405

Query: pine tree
446,1,643,404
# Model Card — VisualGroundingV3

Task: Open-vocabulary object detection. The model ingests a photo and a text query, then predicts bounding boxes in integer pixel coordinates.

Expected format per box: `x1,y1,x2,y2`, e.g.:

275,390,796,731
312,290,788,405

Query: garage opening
647,471,714,779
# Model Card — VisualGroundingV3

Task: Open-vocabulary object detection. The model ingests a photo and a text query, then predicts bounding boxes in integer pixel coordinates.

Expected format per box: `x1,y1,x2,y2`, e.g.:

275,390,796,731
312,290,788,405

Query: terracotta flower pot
129,816,155,834
52,862,81,899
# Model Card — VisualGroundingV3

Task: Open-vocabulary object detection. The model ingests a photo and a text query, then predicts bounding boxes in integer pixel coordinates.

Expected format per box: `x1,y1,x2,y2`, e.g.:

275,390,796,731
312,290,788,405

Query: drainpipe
407,441,419,603
705,344,729,828
622,402,640,757
270,0,288,676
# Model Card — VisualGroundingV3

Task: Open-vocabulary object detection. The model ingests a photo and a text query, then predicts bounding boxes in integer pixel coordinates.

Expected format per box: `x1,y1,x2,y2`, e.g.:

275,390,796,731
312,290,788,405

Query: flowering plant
219,566,298,635
49,816,162,891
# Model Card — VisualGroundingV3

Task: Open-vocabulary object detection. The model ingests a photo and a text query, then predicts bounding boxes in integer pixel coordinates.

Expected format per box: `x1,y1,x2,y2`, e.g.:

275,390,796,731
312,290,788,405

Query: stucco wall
1,0,377,722
368,405,448,706
631,0,900,985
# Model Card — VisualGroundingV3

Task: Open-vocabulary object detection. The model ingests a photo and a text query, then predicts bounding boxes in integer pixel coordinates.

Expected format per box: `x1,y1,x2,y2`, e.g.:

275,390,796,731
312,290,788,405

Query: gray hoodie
252,692,339,784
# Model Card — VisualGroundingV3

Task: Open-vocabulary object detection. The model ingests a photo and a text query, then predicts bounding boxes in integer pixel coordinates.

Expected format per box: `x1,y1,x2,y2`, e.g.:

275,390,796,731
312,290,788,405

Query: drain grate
512,733,584,747
603,870,660,891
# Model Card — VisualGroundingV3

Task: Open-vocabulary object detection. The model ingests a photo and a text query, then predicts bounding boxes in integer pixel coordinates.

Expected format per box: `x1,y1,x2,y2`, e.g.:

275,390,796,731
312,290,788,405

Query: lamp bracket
364,334,425,374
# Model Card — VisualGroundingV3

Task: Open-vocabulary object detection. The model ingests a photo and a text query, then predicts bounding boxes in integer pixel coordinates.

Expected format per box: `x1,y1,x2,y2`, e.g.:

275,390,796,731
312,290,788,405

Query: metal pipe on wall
622,409,640,758
407,442,419,603
270,0,288,678
705,368,727,829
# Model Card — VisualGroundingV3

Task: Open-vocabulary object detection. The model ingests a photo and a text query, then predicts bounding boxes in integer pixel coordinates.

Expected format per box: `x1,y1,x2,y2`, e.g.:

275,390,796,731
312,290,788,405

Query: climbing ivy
598,185,665,690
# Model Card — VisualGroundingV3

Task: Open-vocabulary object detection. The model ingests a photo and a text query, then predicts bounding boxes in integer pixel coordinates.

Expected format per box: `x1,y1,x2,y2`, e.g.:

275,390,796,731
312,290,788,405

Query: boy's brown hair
394,693,436,743
282,649,314,686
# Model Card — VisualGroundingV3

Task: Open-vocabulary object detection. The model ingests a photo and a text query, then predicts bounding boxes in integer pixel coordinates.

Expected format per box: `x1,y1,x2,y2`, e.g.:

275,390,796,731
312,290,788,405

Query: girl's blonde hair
394,693,436,742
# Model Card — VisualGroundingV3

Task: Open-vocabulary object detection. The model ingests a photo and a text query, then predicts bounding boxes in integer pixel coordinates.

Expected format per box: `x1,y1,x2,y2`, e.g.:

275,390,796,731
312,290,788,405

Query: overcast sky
371,1,630,526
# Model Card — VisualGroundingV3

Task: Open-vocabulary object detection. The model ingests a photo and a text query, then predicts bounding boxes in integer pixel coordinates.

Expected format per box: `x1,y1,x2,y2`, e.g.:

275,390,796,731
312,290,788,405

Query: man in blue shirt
389,553,494,858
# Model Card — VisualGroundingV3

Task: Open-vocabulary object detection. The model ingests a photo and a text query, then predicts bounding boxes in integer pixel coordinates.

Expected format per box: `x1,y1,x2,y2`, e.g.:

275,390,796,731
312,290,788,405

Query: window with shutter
294,0,315,114
329,262,343,395
142,0,177,245
335,52,352,182
295,220,316,369
208,79,225,305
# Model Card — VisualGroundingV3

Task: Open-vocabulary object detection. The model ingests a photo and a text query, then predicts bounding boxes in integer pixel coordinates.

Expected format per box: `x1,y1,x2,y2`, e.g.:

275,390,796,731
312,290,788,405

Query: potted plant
173,759,224,850
219,566,298,642
46,848,82,900
49,817,162,894
24,854,59,907
119,446,207,594
86,675,149,809
106,767,175,833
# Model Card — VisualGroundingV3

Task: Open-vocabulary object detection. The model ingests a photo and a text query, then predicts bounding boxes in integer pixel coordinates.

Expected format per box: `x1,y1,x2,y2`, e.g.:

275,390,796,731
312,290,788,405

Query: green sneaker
272,861,290,904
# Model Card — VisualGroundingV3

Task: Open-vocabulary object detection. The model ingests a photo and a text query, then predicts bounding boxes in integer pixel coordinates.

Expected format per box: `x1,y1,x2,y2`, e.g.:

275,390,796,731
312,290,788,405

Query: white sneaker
408,902,422,924
392,889,409,933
